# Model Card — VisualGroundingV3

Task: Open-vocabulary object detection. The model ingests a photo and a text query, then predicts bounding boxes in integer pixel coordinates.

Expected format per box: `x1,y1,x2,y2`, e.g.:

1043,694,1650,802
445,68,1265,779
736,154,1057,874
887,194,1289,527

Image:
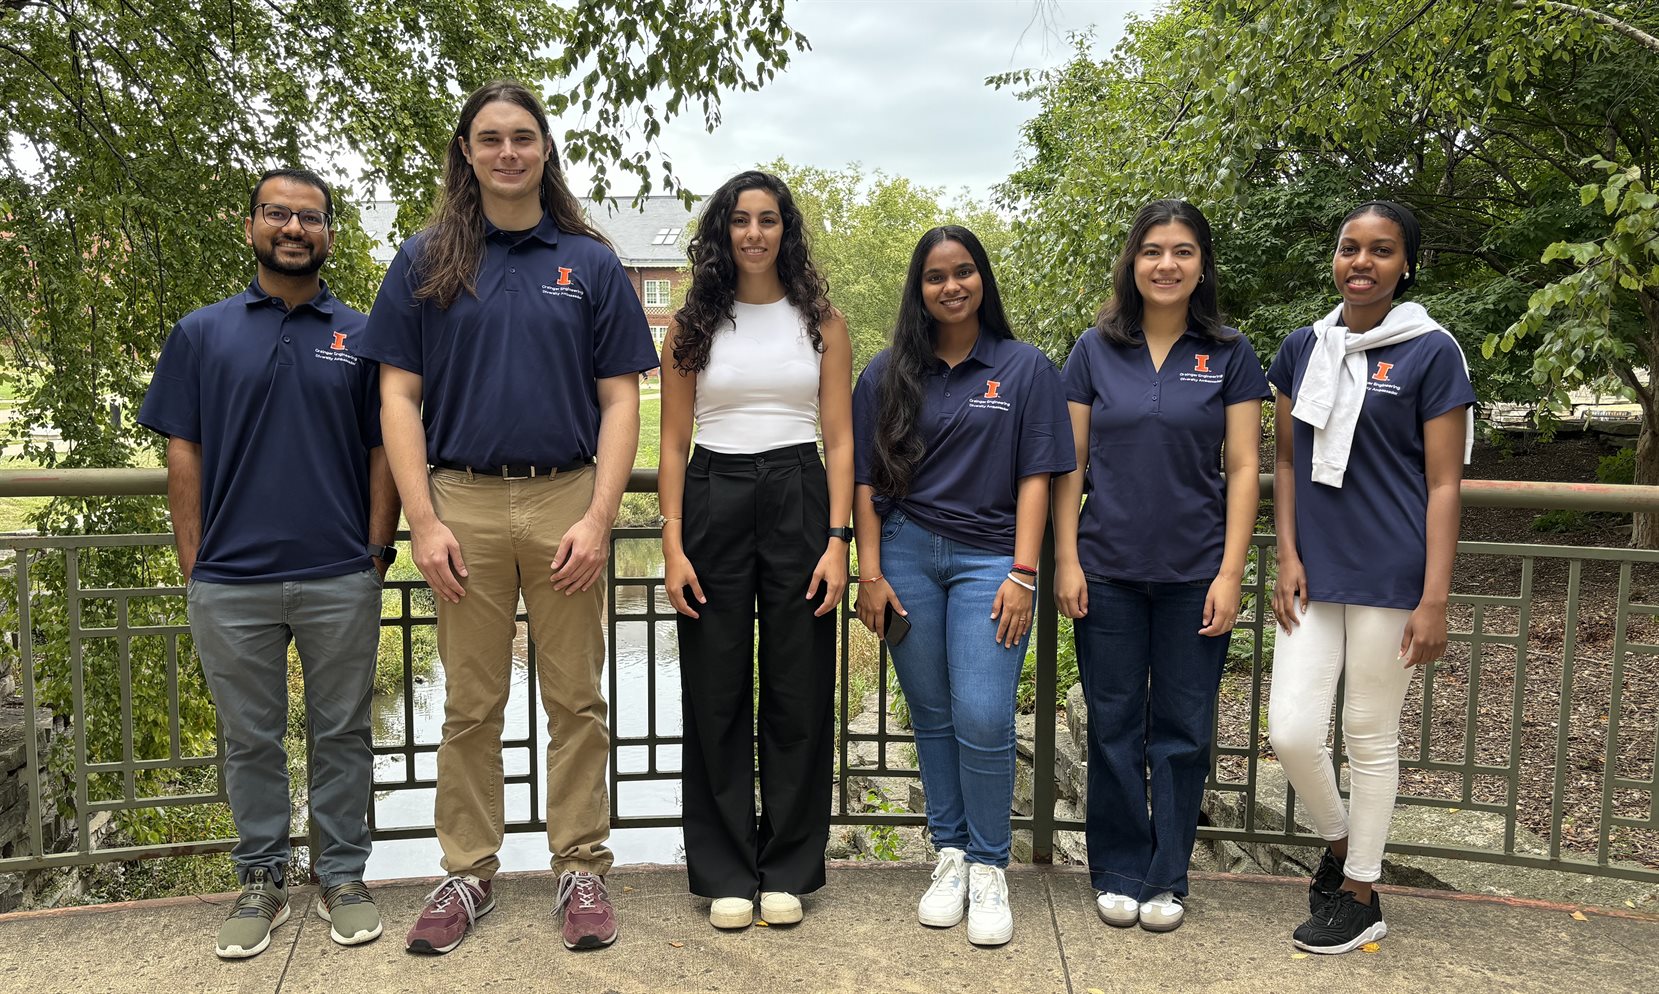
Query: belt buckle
500,465,537,480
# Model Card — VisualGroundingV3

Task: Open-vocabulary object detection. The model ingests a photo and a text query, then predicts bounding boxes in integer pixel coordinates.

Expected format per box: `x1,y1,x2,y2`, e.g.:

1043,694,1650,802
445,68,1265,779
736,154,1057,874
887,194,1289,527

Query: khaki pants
428,466,612,879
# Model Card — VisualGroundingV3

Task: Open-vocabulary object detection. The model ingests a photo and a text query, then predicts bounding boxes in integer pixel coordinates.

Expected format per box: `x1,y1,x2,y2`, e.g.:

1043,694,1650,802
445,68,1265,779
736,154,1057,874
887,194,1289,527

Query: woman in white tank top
657,171,853,930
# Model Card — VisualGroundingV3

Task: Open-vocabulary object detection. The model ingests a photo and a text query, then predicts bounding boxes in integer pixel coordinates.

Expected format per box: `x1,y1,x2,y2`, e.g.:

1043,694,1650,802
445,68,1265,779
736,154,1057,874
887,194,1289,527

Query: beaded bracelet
1010,564,1037,577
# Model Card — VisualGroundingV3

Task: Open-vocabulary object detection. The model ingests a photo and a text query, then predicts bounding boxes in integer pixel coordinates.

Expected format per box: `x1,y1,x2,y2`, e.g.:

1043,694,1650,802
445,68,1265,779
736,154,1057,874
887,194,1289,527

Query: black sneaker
1308,848,1344,913
1293,889,1387,954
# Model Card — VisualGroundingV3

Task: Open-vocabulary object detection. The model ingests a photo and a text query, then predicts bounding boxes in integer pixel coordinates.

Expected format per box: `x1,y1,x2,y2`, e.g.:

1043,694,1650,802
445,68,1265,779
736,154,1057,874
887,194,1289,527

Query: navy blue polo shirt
1064,326,1270,583
138,281,381,583
853,334,1075,556
1267,324,1476,610
355,212,657,467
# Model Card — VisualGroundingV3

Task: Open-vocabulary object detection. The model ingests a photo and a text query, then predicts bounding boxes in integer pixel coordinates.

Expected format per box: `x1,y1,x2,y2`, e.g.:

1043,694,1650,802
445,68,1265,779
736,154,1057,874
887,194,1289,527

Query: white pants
1267,601,1416,883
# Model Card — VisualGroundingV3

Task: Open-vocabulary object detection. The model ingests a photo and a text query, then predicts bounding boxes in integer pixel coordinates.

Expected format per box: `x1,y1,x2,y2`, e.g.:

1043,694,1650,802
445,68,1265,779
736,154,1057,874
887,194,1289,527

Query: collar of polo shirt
243,277,336,315
484,209,561,248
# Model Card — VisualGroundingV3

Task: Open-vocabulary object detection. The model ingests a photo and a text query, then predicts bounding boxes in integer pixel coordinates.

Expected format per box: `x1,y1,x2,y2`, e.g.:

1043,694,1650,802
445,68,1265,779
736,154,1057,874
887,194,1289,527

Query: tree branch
1525,1,1659,55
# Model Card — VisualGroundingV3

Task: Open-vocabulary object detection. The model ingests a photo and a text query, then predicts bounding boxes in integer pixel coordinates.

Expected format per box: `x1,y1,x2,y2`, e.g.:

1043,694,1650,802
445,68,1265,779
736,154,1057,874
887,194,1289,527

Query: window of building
651,325,668,347
644,279,671,307
651,227,683,245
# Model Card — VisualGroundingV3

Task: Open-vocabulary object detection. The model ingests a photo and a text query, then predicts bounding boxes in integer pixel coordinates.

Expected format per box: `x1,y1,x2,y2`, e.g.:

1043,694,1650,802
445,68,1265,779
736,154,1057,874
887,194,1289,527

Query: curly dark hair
872,225,1014,499
671,170,830,372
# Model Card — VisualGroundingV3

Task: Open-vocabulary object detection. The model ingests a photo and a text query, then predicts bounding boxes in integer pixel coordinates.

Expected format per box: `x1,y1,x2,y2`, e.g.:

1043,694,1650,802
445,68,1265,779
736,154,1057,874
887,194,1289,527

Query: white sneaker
708,896,753,929
758,891,802,925
966,864,1013,946
1095,891,1140,928
1138,891,1184,932
918,847,968,927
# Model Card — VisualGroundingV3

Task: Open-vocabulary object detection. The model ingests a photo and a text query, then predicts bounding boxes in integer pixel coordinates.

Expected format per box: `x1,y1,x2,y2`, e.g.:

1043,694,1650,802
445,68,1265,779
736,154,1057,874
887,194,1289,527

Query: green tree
0,0,806,832
997,0,1659,538
759,161,1008,370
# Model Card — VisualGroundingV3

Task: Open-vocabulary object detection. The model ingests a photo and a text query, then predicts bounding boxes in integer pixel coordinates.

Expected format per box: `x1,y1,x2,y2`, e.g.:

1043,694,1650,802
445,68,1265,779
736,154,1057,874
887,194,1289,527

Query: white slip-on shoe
966,864,1013,947
709,896,754,929
1095,891,1140,928
759,891,803,925
918,847,969,927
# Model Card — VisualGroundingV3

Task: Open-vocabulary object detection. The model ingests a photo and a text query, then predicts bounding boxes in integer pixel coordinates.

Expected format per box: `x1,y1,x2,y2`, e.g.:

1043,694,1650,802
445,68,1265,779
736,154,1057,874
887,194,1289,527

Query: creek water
362,540,686,881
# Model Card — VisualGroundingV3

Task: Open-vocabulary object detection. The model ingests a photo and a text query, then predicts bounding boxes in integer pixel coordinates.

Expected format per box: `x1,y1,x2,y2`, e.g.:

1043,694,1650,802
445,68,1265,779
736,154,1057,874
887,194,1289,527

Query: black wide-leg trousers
676,442,836,898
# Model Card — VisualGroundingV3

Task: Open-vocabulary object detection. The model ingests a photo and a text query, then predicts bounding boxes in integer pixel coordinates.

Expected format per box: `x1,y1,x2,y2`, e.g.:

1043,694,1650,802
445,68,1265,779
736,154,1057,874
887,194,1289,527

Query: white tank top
693,298,822,453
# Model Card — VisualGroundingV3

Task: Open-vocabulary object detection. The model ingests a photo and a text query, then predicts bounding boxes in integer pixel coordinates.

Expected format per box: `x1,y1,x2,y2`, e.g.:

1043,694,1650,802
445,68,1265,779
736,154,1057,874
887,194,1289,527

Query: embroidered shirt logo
330,332,349,351
313,329,358,365
1366,359,1402,397
969,378,1011,412
1193,354,1211,373
541,267,585,300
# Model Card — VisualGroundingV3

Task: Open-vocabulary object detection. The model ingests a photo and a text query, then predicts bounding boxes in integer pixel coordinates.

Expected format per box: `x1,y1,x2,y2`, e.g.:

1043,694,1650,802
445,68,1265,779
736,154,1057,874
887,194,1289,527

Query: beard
254,238,326,276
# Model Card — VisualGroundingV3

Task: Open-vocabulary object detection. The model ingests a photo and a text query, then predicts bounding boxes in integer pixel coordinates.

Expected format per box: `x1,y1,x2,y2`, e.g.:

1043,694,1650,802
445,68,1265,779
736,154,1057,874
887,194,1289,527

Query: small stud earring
1404,270,1412,279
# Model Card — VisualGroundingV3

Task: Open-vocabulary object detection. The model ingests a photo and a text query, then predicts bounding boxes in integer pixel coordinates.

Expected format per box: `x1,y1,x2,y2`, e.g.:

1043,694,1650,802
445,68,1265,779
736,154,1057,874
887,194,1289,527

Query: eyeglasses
252,203,331,233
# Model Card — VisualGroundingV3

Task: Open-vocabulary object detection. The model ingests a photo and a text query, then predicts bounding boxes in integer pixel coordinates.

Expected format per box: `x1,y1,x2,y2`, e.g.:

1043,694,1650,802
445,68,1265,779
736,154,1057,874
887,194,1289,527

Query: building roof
352,195,702,269
587,196,703,267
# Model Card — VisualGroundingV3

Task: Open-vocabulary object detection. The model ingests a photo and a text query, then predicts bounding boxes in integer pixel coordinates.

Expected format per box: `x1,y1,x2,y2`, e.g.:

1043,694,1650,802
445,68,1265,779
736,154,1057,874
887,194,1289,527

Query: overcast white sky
557,0,1163,201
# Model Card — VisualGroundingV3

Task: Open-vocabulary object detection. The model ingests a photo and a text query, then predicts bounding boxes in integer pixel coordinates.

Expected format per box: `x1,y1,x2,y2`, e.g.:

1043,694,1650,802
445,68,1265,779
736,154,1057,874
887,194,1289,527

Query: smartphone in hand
883,603,911,646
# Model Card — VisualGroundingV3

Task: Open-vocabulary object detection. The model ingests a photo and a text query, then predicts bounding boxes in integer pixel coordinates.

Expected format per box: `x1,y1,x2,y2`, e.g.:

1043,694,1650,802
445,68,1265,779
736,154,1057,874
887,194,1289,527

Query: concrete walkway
2,863,1655,994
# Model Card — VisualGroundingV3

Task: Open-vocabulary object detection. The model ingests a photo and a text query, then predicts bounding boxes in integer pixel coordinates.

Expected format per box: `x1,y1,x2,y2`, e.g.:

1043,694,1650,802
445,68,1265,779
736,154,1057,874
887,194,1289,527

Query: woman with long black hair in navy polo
1266,200,1473,954
853,225,1074,947
658,171,853,931
1051,200,1269,934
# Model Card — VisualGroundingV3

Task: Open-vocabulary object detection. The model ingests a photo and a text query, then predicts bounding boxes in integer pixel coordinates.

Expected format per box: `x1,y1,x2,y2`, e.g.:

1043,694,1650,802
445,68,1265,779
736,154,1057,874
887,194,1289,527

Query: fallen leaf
623,885,636,893
1088,988,1106,994
755,919,770,927
1626,901,1637,909
1571,911,1589,921
1360,942,1381,953
669,941,684,948
1291,953,1309,960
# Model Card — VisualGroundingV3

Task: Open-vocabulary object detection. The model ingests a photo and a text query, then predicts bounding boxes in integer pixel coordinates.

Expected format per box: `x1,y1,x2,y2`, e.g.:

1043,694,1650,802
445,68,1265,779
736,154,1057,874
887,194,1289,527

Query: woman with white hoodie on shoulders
1265,200,1475,956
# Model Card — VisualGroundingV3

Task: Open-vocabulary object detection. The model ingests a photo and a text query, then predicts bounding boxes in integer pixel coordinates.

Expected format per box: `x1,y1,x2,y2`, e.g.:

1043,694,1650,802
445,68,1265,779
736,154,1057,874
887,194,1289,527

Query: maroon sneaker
405,875,494,954
556,871,618,950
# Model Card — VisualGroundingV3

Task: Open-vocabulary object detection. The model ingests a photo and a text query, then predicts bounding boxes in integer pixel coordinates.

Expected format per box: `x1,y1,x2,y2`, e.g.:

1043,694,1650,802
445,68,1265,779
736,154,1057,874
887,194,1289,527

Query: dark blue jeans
1073,577,1227,901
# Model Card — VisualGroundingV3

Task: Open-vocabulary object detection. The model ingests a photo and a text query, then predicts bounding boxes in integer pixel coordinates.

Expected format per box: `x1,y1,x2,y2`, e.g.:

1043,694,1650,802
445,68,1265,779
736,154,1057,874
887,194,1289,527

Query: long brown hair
415,80,611,309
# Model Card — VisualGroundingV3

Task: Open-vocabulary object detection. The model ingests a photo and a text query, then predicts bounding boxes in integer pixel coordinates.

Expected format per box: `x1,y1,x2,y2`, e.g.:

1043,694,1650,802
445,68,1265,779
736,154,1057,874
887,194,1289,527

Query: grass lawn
637,391,661,469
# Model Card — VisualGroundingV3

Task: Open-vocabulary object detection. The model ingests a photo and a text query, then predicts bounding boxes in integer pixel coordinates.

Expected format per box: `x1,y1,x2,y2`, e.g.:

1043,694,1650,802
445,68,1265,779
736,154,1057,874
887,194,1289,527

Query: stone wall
0,696,107,912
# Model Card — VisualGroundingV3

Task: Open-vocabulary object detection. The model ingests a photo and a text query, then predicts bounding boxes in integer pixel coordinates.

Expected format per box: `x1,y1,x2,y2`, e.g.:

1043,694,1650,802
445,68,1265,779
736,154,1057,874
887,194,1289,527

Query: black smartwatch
827,526,854,542
368,543,398,564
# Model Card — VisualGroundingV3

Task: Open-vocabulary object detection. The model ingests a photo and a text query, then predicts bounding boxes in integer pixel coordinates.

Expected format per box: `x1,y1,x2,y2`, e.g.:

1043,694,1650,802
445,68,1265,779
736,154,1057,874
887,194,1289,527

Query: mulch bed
1217,433,1658,869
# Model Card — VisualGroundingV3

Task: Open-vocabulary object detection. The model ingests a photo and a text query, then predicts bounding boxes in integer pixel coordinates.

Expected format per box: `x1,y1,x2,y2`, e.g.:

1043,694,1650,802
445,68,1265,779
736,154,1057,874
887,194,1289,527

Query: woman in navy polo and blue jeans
852,225,1074,948
1266,200,1474,955
1051,200,1269,934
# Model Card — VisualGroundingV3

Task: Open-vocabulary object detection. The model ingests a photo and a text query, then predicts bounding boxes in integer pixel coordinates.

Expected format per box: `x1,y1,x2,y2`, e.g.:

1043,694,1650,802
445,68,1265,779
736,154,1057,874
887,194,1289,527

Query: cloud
562,0,1158,200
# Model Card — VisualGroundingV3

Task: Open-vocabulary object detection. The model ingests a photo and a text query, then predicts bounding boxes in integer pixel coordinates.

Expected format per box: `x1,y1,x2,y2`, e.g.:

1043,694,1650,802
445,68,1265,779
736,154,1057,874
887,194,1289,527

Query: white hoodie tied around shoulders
1290,301,1474,488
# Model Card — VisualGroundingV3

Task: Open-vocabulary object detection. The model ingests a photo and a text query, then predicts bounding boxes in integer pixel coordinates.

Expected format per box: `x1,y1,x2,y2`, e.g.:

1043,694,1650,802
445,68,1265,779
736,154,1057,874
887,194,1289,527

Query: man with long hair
140,167,400,958
358,80,656,955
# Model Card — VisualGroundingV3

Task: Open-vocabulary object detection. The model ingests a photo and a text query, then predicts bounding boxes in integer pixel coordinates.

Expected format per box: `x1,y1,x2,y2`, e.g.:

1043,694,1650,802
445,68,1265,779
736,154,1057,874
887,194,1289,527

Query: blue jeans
881,511,1029,868
1073,577,1227,901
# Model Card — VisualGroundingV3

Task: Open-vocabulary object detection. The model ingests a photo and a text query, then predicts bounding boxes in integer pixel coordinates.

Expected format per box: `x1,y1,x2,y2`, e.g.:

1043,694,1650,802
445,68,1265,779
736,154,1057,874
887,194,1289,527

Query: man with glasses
139,167,400,959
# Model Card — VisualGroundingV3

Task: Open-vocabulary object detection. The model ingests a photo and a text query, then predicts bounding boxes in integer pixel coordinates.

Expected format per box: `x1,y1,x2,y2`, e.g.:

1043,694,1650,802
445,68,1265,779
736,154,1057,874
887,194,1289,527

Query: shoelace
970,871,1007,910
323,881,373,908
423,876,483,925
931,852,965,884
557,871,606,913
229,886,283,920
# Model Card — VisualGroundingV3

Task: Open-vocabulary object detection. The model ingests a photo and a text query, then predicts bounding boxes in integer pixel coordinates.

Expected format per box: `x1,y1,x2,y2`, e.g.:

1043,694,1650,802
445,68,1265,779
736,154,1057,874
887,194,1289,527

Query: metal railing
1,470,1656,884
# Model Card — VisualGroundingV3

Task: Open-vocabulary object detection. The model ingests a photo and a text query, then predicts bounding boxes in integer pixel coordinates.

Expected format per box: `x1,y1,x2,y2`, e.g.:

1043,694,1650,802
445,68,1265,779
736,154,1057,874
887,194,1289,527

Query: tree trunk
1634,416,1659,549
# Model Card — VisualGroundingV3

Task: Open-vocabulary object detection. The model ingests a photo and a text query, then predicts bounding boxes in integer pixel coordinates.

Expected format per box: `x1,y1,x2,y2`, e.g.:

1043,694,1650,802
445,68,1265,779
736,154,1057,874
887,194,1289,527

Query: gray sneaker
215,869,290,959
316,880,384,946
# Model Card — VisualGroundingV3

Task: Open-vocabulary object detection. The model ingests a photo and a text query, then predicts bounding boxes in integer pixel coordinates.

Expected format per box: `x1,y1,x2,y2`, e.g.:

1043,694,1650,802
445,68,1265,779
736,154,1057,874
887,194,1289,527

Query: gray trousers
188,568,381,886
